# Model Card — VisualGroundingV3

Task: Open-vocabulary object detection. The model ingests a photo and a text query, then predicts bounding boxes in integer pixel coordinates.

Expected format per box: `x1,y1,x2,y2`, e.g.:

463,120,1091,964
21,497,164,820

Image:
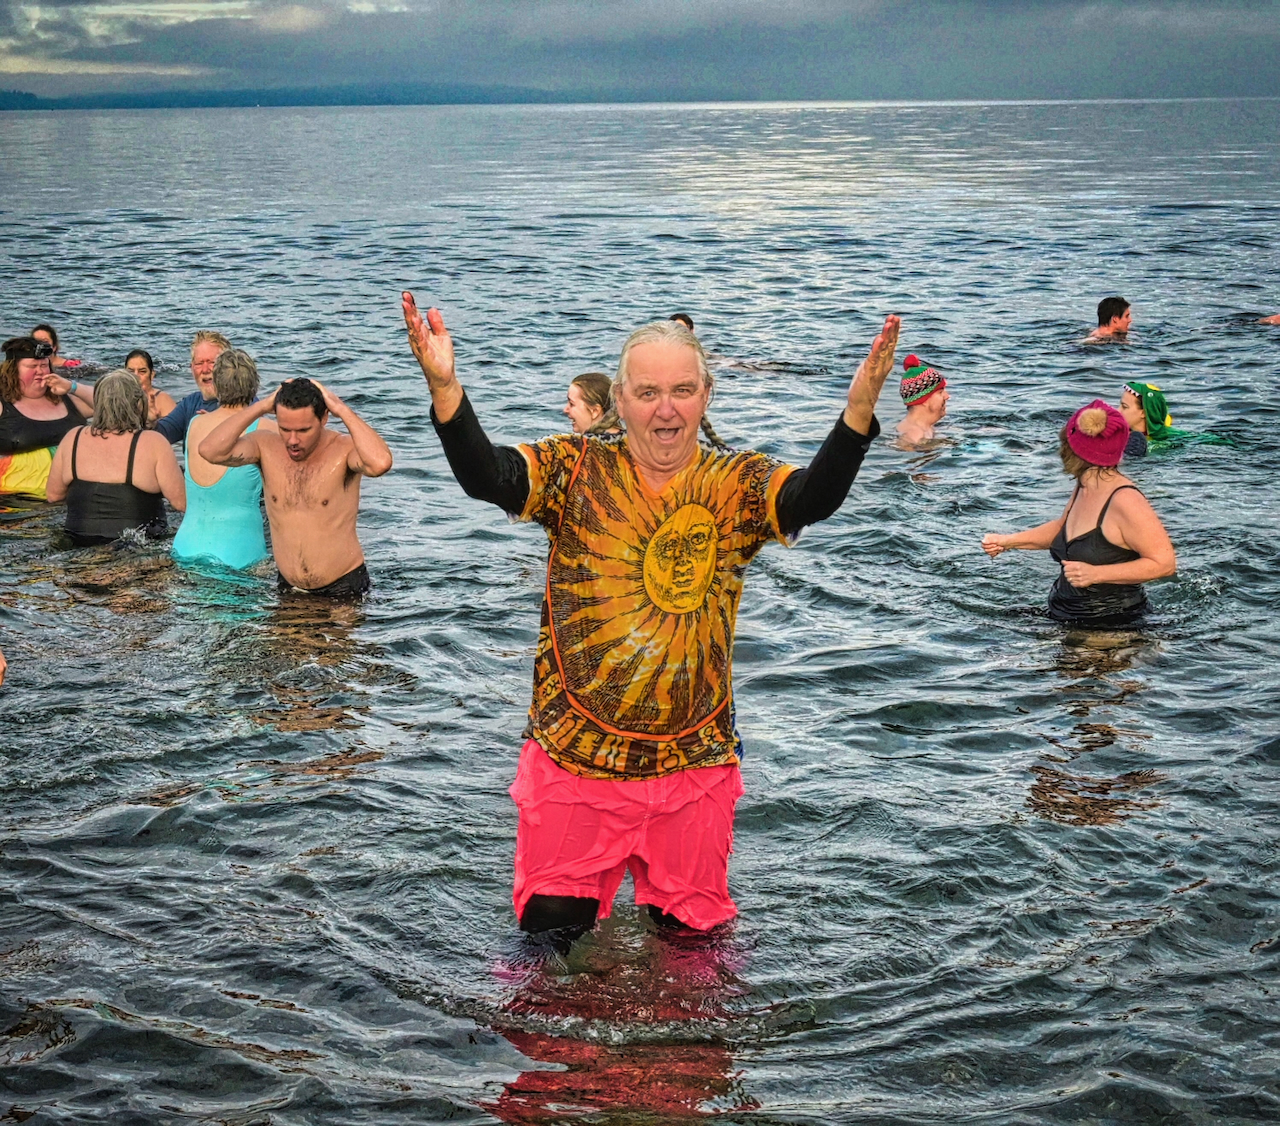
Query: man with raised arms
403,291,899,944
200,376,392,598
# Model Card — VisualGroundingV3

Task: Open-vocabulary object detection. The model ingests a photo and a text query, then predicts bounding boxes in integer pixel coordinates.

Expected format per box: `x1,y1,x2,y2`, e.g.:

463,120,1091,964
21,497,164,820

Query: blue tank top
172,419,268,570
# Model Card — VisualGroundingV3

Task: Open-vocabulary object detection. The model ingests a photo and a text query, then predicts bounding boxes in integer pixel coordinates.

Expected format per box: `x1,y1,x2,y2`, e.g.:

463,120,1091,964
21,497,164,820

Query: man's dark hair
1097,296,1129,327
669,313,695,331
276,377,326,419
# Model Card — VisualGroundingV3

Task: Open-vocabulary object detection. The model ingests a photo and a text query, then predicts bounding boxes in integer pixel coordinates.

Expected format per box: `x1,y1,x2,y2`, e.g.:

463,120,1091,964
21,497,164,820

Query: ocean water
1,98,1279,1124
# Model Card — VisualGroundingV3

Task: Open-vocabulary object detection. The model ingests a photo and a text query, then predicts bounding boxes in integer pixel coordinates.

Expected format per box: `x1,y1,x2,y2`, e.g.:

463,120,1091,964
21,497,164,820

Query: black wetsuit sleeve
775,413,880,538
431,390,530,516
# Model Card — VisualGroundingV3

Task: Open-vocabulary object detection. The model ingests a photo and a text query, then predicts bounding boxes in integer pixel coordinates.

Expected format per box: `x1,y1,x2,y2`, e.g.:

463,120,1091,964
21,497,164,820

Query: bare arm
44,372,94,412
313,382,393,477
44,429,78,504
148,434,187,512
403,292,464,423
843,315,901,434
1061,491,1176,588
981,518,1065,557
199,392,275,467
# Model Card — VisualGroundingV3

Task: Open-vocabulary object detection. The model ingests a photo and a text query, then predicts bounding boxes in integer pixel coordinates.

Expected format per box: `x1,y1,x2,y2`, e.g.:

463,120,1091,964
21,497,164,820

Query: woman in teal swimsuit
172,349,274,570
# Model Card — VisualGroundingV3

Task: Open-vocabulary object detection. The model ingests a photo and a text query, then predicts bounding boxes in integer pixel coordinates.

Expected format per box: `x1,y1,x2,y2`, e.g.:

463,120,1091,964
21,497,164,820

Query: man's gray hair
190,329,232,359
90,370,148,435
613,320,713,398
213,348,259,408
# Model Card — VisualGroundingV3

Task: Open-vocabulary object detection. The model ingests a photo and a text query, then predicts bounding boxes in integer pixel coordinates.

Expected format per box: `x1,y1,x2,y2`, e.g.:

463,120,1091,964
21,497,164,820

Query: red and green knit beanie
899,354,946,406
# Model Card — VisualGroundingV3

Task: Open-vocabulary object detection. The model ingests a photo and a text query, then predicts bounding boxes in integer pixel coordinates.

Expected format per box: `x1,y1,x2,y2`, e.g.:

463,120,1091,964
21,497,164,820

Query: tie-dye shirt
516,433,796,779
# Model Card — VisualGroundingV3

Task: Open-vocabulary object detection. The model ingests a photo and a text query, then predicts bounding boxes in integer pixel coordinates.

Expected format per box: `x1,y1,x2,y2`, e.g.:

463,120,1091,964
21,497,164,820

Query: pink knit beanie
1066,400,1129,467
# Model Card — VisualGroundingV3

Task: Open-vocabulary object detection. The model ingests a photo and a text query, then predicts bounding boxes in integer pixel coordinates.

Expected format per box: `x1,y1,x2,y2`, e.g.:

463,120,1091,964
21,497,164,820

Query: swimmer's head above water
190,330,232,401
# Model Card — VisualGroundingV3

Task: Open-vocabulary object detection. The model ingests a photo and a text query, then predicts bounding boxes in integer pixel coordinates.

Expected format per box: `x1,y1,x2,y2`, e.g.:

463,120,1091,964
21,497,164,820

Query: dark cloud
4,0,1279,99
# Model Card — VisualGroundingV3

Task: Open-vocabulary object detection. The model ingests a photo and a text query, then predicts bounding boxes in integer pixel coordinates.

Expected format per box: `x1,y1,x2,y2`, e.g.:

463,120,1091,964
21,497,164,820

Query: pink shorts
509,739,745,932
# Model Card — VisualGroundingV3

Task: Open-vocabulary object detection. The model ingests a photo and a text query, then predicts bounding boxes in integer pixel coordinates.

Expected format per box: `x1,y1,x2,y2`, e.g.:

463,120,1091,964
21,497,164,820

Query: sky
3,0,1280,100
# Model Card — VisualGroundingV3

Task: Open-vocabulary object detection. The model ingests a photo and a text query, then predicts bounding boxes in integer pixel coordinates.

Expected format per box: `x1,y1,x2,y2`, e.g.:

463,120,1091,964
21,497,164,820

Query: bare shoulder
140,429,176,456
1112,482,1159,518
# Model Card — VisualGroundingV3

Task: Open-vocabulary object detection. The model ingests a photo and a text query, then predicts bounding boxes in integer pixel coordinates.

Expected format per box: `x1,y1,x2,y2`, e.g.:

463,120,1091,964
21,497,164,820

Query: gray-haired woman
46,369,185,545
172,348,274,570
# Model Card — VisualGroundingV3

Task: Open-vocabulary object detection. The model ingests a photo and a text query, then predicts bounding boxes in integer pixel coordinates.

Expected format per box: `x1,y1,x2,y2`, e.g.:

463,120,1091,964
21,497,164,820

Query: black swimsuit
1048,484,1148,626
64,428,168,546
0,397,86,455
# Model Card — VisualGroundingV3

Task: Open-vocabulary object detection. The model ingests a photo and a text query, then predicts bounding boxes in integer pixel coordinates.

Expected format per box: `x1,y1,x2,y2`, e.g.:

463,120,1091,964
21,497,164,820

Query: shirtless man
894,353,949,448
199,376,392,597
1085,296,1132,342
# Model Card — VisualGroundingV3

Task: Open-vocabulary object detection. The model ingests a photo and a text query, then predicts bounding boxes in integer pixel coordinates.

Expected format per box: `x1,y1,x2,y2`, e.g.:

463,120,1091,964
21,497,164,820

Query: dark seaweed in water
2,99,1279,1124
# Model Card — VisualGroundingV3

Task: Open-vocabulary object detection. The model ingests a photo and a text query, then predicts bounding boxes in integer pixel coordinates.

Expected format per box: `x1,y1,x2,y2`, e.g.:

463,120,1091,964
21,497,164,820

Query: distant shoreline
3,87,1279,113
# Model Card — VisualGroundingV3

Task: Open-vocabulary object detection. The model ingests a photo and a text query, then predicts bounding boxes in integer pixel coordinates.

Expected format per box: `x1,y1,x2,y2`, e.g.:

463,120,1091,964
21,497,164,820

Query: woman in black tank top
45,370,186,545
981,400,1177,627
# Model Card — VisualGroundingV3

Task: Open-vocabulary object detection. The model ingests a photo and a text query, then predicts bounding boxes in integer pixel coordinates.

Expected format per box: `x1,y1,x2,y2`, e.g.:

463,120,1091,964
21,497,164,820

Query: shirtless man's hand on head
200,378,392,593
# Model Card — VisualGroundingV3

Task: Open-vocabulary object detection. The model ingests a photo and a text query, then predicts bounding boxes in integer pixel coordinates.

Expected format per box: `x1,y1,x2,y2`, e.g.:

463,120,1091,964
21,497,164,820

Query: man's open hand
844,314,901,433
403,291,456,392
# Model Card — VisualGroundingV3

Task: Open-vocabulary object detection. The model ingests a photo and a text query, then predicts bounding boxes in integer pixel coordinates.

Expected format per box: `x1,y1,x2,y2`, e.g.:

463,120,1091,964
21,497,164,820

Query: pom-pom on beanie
899,354,947,406
1066,399,1129,466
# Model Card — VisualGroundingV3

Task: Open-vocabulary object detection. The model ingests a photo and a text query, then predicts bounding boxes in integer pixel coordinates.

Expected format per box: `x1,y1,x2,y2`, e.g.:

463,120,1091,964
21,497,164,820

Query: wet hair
570,371,620,434
213,349,259,408
669,313,695,331
275,377,326,419
125,349,154,374
31,323,59,350
1058,415,1116,479
190,330,232,358
1,337,53,404
1096,297,1129,327
91,370,148,435
614,320,727,450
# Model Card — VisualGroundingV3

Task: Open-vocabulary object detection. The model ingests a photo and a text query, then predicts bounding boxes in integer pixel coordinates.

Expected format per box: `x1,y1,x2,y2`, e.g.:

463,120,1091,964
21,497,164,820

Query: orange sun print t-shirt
517,434,796,779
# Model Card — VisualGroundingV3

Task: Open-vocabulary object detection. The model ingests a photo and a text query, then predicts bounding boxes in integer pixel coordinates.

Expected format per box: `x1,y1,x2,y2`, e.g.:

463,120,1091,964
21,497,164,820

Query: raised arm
313,382,393,477
774,315,898,536
199,391,275,467
403,293,530,514
44,371,94,414
403,292,464,422
843,314,901,435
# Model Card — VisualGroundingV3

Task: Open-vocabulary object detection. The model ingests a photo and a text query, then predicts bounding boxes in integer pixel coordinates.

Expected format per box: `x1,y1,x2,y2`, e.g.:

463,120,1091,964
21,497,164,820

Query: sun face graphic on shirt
643,504,718,614
518,434,794,772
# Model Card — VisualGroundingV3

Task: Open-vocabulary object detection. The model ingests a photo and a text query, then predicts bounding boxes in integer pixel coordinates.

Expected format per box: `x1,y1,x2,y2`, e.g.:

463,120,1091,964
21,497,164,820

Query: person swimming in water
404,290,899,946
1119,381,1232,453
125,349,177,424
563,372,621,435
199,376,392,598
1258,313,1280,325
981,400,1176,628
894,354,949,448
31,323,85,372
1085,297,1132,342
